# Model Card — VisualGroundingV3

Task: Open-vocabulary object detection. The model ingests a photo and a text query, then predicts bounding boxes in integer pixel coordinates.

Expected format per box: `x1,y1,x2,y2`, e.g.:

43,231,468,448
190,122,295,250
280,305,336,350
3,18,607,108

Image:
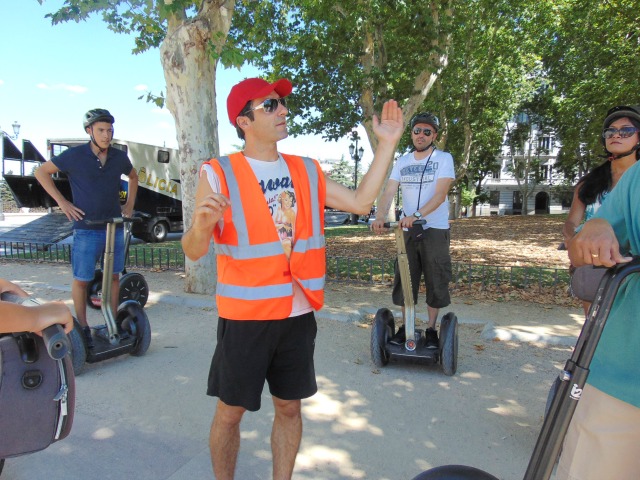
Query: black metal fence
1,241,571,294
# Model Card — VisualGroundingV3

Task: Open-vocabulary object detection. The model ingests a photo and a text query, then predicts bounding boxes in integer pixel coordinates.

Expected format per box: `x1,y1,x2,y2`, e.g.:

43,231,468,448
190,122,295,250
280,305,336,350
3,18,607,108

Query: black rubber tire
439,312,458,376
86,270,103,310
68,320,87,375
119,273,149,308
411,464,500,480
116,301,151,356
371,308,394,367
148,220,168,243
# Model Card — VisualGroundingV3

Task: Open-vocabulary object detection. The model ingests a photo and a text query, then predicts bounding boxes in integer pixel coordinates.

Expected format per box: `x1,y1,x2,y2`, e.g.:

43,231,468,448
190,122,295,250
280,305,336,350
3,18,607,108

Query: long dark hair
577,161,611,206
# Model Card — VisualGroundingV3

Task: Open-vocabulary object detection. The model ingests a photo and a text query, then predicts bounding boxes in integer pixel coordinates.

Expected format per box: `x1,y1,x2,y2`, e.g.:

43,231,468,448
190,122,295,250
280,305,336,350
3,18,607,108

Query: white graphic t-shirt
390,149,455,230
202,155,312,316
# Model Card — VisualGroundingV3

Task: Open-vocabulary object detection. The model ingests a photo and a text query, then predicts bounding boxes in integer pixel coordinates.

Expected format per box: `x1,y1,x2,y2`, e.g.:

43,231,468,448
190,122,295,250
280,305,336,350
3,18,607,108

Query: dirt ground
326,215,579,308
326,215,568,269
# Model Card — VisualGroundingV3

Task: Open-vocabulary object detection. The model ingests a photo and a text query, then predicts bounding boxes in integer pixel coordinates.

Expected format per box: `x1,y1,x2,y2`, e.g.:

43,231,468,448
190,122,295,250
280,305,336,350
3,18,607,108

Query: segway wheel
439,312,458,376
411,464,500,480
116,300,151,356
86,270,103,310
119,272,149,308
371,308,395,367
68,320,87,375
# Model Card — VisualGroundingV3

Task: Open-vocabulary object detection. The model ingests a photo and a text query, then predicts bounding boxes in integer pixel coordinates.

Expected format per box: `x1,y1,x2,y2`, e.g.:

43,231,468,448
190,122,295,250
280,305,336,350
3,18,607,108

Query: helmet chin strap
607,143,640,161
89,125,109,154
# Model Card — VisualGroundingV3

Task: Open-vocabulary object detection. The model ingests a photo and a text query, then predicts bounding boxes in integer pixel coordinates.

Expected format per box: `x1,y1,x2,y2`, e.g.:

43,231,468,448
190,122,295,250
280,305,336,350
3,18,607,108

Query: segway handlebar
381,219,426,228
84,216,142,226
0,292,71,360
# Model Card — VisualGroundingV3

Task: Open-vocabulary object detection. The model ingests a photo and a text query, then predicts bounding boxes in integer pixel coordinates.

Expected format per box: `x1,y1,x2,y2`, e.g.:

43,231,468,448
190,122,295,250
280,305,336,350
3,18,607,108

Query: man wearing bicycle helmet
35,109,138,349
371,112,455,349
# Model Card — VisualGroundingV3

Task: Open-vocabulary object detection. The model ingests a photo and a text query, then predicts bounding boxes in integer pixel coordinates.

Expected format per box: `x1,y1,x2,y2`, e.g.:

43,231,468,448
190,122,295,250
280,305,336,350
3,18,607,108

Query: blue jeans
72,228,125,281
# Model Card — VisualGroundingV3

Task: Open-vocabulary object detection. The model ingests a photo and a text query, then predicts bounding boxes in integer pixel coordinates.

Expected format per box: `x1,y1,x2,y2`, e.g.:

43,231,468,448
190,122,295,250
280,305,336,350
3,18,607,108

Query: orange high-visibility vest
205,152,326,320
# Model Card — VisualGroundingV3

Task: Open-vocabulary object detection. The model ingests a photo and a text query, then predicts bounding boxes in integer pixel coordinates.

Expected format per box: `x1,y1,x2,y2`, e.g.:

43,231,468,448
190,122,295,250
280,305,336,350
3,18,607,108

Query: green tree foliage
231,0,454,146
327,156,355,188
540,0,640,181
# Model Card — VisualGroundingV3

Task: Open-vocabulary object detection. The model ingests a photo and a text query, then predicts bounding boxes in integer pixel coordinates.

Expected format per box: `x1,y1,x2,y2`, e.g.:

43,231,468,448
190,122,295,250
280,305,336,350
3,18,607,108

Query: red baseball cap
227,77,293,125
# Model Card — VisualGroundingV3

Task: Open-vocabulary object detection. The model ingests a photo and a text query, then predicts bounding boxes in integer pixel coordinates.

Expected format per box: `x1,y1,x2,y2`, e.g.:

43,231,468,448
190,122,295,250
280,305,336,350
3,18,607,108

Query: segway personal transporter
68,217,151,373
370,221,458,376
86,218,149,309
409,257,640,480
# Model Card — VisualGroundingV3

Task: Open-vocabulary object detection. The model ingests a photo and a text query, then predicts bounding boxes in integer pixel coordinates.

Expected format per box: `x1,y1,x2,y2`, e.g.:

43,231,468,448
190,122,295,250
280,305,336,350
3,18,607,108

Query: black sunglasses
250,97,287,114
602,126,639,139
412,127,433,136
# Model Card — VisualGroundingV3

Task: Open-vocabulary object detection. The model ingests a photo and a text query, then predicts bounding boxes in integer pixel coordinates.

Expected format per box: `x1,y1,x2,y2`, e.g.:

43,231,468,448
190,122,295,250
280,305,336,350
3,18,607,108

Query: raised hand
373,100,404,144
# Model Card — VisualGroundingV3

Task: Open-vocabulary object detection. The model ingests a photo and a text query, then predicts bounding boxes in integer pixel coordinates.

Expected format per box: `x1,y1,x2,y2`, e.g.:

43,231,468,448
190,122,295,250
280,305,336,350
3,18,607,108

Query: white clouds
36,83,88,94
135,84,148,91
0,79,4,86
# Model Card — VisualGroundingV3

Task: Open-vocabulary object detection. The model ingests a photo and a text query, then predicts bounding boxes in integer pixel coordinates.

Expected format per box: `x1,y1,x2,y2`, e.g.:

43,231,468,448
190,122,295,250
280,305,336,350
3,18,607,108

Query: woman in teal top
559,105,640,480
563,107,639,314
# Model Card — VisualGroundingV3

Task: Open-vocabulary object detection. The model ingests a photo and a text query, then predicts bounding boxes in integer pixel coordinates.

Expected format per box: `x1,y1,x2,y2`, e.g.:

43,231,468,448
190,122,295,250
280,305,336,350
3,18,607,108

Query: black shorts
207,312,318,412
392,228,452,309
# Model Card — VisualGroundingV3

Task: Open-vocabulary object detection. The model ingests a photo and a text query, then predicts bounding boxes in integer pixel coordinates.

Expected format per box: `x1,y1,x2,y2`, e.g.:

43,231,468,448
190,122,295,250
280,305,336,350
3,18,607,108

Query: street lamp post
11,121,21,140
348,131,365,225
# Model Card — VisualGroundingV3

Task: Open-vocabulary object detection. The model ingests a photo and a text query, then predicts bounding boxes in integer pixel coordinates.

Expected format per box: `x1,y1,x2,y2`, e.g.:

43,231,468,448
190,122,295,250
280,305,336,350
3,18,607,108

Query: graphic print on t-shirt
400,161,438,189
258,165,297,259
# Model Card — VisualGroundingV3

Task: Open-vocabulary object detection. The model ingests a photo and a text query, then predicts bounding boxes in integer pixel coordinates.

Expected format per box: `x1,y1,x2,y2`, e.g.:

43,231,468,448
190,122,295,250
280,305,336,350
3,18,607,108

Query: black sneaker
82,326,95,349
425,327,439,349
389,325,406,346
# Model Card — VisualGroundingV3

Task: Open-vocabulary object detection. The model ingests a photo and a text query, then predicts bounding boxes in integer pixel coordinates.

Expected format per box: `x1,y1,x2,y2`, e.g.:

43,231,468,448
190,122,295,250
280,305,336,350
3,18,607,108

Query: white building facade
474,126,572,216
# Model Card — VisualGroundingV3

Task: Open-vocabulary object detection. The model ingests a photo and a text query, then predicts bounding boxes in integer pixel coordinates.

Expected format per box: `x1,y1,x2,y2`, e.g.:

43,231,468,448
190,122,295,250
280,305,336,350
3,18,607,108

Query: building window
539,164,552,180
490,191,500,207
112,143,128,154
513,191,523,211
157,150,170,164
491,164,501,179
538,136,552,153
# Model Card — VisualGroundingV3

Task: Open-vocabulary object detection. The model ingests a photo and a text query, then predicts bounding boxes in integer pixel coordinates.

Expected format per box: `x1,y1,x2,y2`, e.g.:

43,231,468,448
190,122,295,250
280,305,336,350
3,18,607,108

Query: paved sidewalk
0,219,584,480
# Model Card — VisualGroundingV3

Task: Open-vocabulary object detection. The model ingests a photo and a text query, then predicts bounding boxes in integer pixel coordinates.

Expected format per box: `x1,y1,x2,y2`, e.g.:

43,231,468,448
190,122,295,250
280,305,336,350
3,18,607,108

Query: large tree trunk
160,1,235,294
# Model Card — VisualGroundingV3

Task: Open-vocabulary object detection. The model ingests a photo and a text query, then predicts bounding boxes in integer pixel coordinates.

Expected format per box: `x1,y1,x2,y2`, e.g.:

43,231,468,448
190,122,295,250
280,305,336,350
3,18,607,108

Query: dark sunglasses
250,97,287,114
602,126,639,139
412,127,433,136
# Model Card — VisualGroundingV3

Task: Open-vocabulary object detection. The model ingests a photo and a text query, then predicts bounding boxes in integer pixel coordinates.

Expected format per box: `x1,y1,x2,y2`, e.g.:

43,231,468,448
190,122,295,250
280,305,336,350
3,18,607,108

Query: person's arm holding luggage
0,279,74,335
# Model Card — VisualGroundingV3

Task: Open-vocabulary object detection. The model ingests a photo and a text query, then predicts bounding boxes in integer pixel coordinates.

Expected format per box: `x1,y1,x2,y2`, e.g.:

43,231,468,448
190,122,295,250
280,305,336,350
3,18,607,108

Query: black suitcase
0,294,75,473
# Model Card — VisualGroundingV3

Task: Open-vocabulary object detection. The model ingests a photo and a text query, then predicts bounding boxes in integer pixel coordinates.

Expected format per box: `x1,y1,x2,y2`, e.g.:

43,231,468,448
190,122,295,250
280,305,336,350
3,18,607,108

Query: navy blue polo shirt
53,142,133,230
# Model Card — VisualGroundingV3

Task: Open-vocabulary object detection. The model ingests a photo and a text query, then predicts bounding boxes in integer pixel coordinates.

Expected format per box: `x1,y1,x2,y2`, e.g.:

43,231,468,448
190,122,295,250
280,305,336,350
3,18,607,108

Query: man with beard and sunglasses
35,109,138,350
371,112,455,350
181,77,403,480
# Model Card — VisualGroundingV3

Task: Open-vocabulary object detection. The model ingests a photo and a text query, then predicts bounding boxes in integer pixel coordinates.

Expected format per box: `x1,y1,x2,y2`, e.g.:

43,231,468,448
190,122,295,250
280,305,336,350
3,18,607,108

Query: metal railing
0,241,571,295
